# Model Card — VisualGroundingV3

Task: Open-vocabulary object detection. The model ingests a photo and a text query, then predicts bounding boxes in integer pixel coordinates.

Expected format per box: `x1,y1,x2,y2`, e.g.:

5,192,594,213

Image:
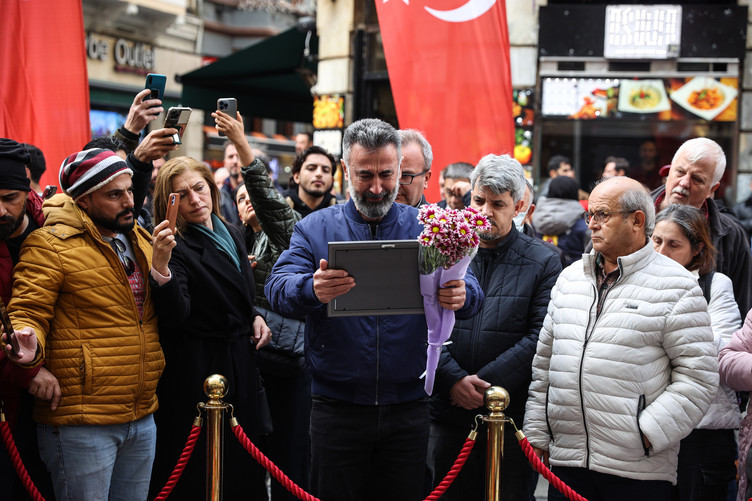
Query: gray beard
348,184,398,220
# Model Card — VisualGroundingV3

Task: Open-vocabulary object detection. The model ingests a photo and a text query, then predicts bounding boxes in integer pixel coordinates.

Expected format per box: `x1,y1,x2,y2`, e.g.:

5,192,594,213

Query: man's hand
124,89,163,134
28,367,61,411
133,129,179,163
531,446,550,469
252,315,271,349
2,326,38,364
313,259,355,304
447,180,471,198
438,279,466,311
449,374,490,409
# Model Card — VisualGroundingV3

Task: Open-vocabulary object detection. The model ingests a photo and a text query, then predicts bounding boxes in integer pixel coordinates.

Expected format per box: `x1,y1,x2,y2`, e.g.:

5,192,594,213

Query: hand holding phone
166,193,179,233
145,73,166,113
0,298,19,357
216,98,238,137
163,107,192,145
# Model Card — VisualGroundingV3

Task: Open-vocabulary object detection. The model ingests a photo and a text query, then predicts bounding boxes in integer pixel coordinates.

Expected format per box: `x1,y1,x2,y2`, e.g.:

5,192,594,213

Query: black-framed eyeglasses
108,237,135,276
398,171,428,186
583,210,636,224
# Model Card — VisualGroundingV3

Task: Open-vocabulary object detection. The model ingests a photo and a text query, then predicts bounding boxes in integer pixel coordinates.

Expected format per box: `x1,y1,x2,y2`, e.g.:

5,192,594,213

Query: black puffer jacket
242,159,301,311
430,226,562,425
652,185,752,319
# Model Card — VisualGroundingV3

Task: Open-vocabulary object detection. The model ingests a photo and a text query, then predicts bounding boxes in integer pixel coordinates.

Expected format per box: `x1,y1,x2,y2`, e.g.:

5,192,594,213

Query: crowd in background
2,91,752,501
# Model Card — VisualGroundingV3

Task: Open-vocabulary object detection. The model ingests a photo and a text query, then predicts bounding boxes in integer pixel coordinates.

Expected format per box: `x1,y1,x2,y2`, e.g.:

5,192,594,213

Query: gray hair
398,129,433,173
342,119,401,166
470,154,525,203
672,137,726,185
442,162,474,181
619,186,655,237
522,179,535,210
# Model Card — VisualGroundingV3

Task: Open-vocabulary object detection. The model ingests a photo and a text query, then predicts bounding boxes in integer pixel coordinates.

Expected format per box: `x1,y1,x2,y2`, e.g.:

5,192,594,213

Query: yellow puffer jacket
9,194,165,426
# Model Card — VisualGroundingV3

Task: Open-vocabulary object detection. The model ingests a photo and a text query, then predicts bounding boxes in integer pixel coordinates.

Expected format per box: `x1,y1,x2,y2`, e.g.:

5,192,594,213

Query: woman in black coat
148,152,271,500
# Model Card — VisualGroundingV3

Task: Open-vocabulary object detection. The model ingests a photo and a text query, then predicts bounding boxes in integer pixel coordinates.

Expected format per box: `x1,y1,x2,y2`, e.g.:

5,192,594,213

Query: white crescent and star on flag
383,0,497,23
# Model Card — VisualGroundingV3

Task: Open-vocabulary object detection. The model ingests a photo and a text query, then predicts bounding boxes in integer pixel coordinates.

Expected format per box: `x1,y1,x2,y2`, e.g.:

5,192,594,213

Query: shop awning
179,27,317,123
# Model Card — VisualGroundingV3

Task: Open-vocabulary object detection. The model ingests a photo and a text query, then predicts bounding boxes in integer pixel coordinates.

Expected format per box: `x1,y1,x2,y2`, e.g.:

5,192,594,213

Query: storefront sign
604,5,681,59
541,77,737,122
85,33,155,75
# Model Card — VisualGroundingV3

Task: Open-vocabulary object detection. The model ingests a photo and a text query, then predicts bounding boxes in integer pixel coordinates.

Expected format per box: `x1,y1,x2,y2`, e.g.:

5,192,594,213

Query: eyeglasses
398,171,428,186
583,210,636,224
108,237,135,276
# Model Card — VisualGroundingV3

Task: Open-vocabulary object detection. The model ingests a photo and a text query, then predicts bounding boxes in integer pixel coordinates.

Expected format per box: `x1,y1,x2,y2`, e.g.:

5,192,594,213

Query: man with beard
265,118,484,501
4,148,165,501
0,139,59,501
284,145,338,218
427,155,561,501
652,137,752,318
219,141,244,227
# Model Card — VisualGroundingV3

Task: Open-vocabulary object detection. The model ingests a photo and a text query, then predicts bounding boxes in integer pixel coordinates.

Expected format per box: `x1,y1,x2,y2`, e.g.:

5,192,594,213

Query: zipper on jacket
375,317,380,405
579,269,623,469
578,281,598,469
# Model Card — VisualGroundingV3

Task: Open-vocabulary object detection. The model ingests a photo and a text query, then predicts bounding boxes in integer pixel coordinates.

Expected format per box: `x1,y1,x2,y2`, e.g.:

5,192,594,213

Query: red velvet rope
423,436,476,501
232,422,320,501
153,423,202,501
518,436,589,501
0,420,45,501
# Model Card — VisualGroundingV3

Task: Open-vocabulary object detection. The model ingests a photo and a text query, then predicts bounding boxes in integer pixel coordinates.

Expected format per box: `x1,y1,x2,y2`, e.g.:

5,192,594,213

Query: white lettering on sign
86,33,155,71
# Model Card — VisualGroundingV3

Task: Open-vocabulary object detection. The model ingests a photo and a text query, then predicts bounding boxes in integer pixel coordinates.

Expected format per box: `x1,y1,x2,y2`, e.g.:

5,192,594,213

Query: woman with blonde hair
146,121,271,499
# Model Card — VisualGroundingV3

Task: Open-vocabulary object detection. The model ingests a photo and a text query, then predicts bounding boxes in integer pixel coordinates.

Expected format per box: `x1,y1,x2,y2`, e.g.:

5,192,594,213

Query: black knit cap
0,138,31,192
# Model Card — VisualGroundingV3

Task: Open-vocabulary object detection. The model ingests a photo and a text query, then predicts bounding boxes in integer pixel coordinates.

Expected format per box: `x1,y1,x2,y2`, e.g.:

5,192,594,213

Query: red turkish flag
375,0,514,202
0,0,90,190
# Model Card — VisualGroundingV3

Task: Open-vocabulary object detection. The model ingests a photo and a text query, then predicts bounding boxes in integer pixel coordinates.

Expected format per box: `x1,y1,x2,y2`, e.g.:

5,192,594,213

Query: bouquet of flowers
417,204,491,394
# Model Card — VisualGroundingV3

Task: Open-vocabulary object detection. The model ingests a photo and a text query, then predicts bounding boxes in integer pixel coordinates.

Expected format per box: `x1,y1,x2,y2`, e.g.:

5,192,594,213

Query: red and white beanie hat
59,148,132,199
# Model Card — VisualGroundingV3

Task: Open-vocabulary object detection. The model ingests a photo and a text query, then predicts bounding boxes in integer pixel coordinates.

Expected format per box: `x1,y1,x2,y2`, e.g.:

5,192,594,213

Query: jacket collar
487,223,519,256
584,240,654,278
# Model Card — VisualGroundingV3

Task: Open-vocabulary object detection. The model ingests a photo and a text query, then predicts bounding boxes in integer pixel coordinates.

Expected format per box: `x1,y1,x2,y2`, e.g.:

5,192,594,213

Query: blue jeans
310,396,429,501
38,415,156,501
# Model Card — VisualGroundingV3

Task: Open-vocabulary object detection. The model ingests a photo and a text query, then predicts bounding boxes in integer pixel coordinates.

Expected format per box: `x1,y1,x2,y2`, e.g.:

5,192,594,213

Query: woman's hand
212,110,255,167
151,219,177,277
252,315,271,349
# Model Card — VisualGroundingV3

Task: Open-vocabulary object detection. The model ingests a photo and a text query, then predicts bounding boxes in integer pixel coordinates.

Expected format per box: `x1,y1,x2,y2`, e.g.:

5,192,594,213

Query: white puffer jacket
524,243,719,485
694,270,741,430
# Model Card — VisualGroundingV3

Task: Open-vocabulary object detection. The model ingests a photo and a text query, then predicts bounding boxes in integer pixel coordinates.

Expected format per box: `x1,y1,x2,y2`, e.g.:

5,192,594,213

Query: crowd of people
2,91,752,501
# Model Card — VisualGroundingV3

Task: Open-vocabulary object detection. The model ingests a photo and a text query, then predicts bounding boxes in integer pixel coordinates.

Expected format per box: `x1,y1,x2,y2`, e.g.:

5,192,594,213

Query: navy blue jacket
266,200,484,405
431,226,561,425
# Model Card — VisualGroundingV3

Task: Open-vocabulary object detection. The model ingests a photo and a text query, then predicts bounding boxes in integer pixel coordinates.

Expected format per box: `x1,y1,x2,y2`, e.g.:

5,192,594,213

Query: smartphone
0,298,19,357
42,185,57,199
163,107,192,145
216,98,238,137
166,193,179,233
145,73,166,111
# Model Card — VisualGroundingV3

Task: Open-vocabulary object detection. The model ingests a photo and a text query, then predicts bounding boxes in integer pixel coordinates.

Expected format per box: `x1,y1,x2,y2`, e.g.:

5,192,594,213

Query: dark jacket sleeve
265,225,321,318
241,159,301,250
475,252,560,391
127,152,151,215
456,266,484,319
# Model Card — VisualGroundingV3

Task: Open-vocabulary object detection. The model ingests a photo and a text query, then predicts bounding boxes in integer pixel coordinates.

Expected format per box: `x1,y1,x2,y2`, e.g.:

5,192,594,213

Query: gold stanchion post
482,386,510,501
203,374,230,501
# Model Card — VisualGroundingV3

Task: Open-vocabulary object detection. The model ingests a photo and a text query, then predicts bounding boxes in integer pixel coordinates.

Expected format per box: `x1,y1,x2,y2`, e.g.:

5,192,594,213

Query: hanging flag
0,0,90,190
375,0,514,202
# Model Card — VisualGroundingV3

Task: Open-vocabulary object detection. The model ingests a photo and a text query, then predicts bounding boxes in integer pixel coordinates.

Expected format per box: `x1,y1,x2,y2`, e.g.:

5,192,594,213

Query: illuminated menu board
604,5,682,59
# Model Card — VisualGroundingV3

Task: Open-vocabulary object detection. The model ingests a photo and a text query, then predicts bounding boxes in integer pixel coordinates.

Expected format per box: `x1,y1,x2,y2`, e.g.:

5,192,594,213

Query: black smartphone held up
0,297,19,357
216,98,238,137
163,107,192,145
144,73,166,110
166,193,179,233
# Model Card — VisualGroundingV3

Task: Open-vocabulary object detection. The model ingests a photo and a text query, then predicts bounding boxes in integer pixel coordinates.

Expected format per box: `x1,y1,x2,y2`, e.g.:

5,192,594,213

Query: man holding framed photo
266,118,484,501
